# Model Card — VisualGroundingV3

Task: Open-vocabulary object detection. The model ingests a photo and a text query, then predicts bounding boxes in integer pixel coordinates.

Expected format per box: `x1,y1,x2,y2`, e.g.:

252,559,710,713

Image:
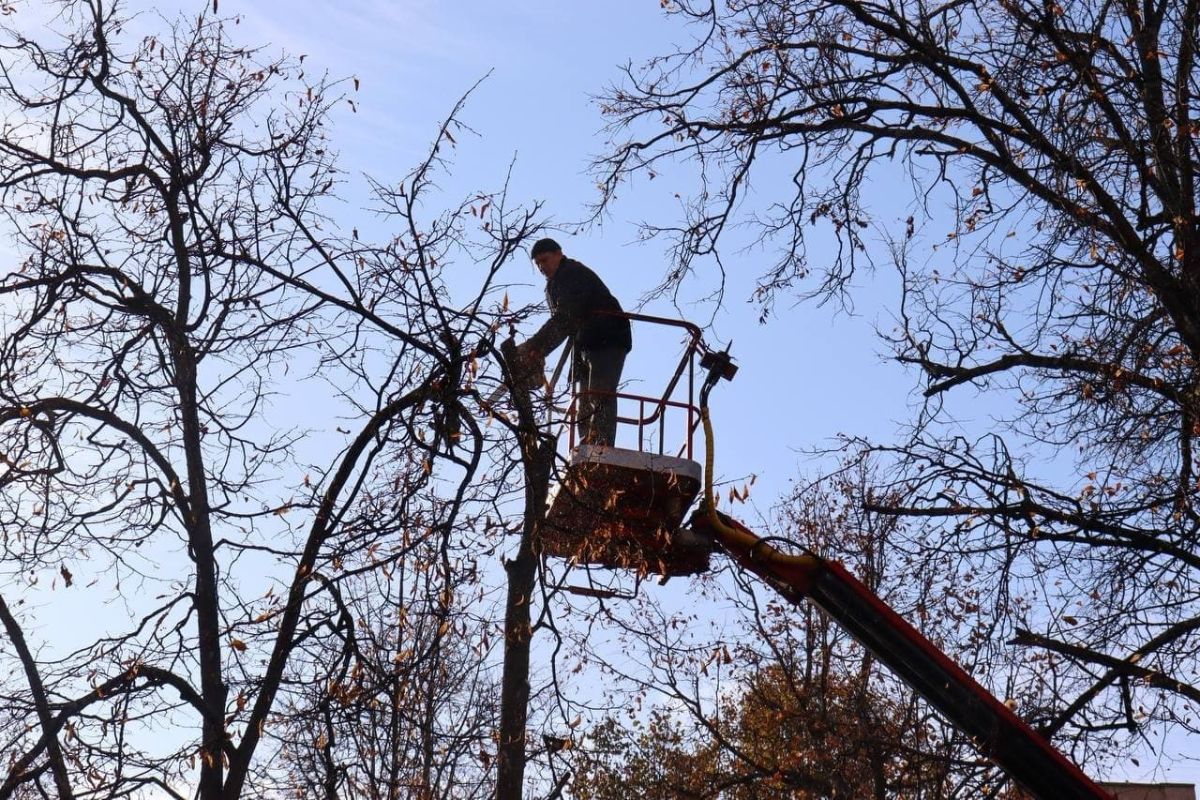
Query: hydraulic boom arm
689,509,1113,800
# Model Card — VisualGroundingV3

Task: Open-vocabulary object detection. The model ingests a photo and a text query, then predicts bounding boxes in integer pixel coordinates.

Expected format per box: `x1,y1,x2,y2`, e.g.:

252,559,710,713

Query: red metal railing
549,313,709,459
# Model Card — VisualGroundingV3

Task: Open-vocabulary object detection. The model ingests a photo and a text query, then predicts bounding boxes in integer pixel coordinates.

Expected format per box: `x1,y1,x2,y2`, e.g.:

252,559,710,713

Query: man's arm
523,314,570,358
523,267,594,357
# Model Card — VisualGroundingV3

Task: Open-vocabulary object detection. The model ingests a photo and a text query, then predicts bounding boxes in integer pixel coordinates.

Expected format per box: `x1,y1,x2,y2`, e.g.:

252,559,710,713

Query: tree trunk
495,340,555,800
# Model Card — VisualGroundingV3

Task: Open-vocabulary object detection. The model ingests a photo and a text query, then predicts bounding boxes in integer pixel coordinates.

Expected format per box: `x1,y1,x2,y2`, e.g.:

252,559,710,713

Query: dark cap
530,237,562,258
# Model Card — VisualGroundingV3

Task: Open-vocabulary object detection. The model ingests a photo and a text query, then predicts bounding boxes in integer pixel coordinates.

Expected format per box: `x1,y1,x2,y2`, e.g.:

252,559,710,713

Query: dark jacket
526,258,632,356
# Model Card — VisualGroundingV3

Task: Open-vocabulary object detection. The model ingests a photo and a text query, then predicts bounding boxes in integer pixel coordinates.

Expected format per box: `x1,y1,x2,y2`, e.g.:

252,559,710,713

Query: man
515,238,632,447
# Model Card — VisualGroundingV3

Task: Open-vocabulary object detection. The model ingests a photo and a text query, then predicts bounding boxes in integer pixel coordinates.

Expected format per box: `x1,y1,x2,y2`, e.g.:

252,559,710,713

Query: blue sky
120,0,1197,785
204,0,1194,786
11,0,1196,788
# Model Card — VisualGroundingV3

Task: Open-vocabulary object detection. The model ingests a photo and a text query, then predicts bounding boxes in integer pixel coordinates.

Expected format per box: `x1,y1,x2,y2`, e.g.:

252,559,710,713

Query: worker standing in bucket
514,238,632,447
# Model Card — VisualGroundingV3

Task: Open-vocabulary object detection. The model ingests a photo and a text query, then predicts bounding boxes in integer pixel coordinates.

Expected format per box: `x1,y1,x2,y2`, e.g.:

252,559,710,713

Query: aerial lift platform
524,312,1113,800
538,313,728,578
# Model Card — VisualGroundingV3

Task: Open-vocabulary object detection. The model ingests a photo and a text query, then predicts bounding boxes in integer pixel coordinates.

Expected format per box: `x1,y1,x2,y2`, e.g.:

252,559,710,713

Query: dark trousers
575,347,626,446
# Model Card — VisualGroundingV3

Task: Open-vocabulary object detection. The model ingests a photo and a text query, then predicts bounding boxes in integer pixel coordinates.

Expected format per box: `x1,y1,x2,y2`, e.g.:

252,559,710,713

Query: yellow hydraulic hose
700,403,766,546
700,405,731,536
699,401,822,588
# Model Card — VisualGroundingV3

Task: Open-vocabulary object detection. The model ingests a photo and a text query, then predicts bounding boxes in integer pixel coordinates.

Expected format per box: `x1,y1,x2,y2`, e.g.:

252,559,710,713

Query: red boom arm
690,509,1113,800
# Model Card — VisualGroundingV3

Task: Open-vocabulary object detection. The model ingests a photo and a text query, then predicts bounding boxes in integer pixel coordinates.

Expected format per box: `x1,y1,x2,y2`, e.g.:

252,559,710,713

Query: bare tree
272,528,499,800
597,0,1200,774
0,2,542,797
